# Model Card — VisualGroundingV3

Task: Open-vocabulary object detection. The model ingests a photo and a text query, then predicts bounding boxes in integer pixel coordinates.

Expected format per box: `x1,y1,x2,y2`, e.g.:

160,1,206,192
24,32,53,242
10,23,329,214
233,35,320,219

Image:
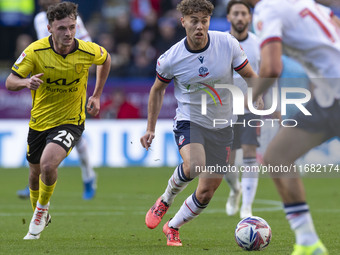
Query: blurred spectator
160,0,181,16
131,0,161,19
129,39,157,77
0,0,35,60
100,89,140,119
111,42,133,77
14,34,33,60
155,17,178,56
97,32,115,54
112,12,135,44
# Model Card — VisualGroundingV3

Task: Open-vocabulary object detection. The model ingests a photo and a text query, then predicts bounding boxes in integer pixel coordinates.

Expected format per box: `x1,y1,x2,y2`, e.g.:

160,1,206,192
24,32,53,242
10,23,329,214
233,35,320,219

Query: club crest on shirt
15,52,26,64
75,63,83,74
199,66,209,77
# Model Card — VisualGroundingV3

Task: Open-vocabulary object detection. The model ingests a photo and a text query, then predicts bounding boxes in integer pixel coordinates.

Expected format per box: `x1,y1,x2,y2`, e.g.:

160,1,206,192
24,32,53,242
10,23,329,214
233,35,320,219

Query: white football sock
161,163,192,205
168,191,208,229
284,203,319,246
241,157,259,209
224,170,240,193
76,137,96,182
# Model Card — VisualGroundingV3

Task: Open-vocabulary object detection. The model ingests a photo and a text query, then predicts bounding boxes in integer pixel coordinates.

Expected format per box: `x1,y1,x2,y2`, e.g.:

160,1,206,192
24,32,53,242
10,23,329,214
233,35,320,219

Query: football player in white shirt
140,0,262,247
223,0,261,219
17,0,96,200
244,0,340,254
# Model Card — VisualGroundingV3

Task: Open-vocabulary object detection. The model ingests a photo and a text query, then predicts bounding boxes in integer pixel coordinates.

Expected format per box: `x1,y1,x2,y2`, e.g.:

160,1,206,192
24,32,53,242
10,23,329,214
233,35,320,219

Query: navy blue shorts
232,113,260,150
174,121,234,167
27,123,84,164
294,98,340,139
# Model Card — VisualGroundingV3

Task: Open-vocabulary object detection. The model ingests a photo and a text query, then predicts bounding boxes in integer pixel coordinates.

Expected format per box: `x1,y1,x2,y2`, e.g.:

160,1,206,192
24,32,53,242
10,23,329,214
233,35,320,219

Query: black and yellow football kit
12,36,108,131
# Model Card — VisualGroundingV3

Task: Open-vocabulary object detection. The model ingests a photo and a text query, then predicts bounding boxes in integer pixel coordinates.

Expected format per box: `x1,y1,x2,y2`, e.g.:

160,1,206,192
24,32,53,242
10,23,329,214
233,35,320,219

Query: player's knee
183,158,205,178
196,188,215,204
40,161,57,175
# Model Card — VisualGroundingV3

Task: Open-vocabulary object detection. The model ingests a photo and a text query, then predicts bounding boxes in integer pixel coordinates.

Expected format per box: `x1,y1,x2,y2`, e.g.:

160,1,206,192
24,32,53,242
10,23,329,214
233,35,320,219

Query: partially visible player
141,0,262,247
223,0,261,219
16,0,96,200
244,0,340,254
6,1,111,239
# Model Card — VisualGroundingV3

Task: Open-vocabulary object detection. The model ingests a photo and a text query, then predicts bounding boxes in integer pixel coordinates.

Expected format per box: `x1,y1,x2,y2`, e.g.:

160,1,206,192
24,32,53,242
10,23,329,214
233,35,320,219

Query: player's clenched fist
27,73,44,90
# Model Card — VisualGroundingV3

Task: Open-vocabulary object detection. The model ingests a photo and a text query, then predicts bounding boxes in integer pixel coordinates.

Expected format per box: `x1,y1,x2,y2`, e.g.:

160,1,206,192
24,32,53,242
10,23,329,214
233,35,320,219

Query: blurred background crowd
0,0,340,120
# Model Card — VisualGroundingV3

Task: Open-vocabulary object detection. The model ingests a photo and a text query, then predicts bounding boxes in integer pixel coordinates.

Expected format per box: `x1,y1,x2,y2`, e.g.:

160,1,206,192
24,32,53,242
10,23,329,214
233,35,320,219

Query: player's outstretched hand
87,96,100,116
140,131,155,151
27,73,44,90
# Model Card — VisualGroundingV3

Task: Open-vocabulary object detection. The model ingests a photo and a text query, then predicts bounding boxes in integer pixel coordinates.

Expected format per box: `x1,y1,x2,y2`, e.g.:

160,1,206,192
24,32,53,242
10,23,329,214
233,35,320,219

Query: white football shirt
253,0,340,107
34,11,91,41
156,31,248,129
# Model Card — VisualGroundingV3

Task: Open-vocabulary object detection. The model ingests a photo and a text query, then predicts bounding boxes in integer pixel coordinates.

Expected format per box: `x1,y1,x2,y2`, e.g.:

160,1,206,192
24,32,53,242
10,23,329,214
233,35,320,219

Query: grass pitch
0,167,339,254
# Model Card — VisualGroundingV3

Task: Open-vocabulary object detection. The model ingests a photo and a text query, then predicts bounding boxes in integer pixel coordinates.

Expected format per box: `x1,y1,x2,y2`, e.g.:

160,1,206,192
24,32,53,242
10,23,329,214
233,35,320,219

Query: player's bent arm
6,73,44,91
87,54,111,117
252,41,283,100
237,64,263,107
140,78,168,150
146,78,168,133
237,62,258,79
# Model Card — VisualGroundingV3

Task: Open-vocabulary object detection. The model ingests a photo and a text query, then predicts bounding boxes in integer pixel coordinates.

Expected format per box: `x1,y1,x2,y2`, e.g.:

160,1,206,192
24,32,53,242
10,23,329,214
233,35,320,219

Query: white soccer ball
235,216,272,251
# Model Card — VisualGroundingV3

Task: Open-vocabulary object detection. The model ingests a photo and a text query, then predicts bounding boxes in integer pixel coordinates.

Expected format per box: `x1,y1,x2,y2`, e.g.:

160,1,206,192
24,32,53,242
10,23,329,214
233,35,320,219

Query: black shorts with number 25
26,123,84,164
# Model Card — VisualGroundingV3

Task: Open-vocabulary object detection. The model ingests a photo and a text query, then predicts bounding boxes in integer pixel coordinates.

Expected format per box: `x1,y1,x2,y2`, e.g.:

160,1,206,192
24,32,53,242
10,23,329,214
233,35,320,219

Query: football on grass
235,216,272,251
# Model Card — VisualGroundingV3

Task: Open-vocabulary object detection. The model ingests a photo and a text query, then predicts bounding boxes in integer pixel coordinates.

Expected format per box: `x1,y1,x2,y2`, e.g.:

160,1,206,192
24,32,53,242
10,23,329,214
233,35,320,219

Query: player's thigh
41,124,84,168
180,143,206,179
263,126,325,165
40,142,68,169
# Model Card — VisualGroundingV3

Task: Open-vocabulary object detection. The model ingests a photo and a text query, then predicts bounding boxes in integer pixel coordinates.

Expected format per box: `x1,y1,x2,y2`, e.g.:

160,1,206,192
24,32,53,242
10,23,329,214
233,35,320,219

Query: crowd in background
1,0,340,77
1,0,340,119
0,0,230,78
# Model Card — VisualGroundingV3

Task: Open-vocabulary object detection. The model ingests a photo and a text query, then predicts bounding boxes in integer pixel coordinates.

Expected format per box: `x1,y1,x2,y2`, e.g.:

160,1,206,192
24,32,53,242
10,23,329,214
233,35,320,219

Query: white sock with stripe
161,164,192,206
168,191,208,229
284,203,319,246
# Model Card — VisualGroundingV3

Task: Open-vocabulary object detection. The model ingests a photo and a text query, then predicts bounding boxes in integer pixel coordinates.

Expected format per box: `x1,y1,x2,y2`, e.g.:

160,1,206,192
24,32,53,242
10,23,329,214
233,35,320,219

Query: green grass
0,167,339,254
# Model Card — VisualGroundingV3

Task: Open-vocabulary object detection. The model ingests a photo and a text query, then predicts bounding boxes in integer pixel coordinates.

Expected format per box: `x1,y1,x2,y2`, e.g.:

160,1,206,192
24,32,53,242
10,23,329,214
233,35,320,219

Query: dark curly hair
47,1,78,24
177,0,214,16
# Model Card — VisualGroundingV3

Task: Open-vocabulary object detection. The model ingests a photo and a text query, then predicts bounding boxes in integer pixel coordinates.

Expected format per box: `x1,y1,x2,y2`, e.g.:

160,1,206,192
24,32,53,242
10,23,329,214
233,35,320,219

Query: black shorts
294,98,340,139
232,113,260,150
174,121,233,168
26,123,84,164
